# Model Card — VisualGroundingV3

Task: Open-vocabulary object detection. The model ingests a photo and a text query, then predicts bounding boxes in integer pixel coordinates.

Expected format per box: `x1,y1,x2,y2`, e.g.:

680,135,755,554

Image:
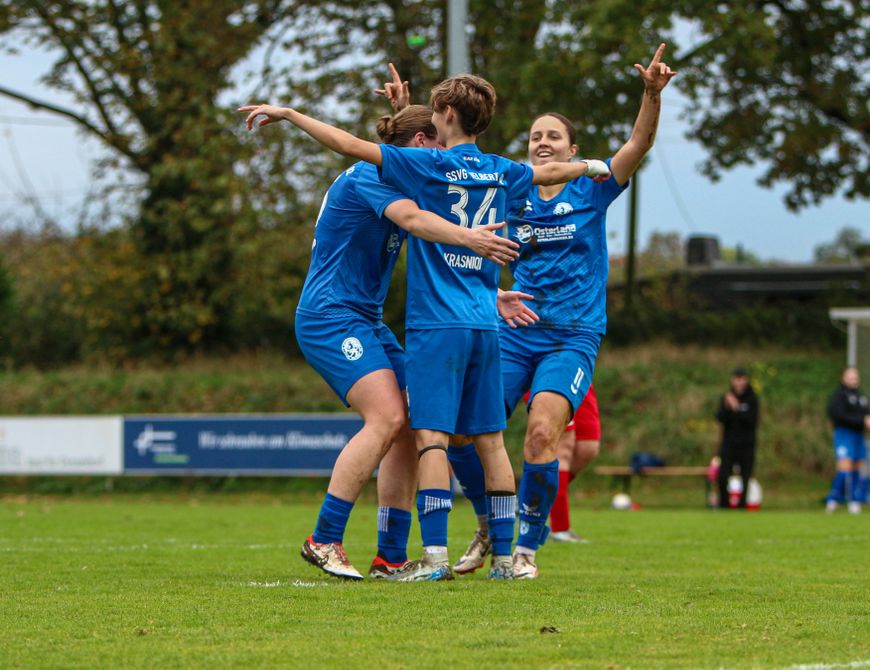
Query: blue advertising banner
123,414,363,475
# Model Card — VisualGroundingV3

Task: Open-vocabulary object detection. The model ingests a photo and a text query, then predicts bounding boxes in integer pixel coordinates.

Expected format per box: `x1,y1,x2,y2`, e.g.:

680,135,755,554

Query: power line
0,114,73,127
654,143,697,232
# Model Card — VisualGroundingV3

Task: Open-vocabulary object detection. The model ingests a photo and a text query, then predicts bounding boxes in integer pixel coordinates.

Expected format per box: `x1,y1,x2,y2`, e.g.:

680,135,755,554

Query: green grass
3,495,870,670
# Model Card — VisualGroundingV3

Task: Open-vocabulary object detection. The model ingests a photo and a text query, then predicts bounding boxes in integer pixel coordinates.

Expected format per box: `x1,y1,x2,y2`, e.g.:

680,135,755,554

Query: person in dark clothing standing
715,367,759,509
825,367,869,514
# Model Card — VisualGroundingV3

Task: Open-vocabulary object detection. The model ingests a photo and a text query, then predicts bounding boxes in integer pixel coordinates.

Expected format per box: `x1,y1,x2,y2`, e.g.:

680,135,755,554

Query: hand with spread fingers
497,290,539,329
374,62,410,111
633,42,677,94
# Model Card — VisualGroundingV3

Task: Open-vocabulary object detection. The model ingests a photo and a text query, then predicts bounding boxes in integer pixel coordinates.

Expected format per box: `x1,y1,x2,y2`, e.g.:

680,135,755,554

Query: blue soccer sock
447,444,488,517
377,506,412,564
848,470,863,503
827,471,847,504
486,492,516,557
517,460,559,552
416,489,452,548
312,492,354,545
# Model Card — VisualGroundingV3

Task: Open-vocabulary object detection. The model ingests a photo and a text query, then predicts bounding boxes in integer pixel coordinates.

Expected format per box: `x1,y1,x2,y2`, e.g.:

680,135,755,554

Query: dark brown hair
376,104,437,146
429,74,496,136
533,112,577,145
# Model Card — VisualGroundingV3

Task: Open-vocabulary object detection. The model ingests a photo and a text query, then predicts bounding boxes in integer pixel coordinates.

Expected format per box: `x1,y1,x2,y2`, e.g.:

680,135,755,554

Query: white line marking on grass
292,579,328,588
782,664,869,670
244,580,284,588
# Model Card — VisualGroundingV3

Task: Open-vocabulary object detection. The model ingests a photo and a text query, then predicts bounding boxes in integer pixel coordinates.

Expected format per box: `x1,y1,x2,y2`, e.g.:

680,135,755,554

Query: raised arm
374,63,411,112
239,104,383,166
532,159,610,186
383,200,519,266
610,42,677,186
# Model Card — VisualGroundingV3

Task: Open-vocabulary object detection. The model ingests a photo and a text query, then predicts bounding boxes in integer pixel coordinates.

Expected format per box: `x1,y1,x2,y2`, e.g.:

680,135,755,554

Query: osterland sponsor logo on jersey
514,222,577,243
444,168,505,183
443,252,483,270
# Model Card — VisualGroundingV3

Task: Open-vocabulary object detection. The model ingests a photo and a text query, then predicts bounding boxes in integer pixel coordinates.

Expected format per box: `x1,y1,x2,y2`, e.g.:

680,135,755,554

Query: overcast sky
0,42,867,263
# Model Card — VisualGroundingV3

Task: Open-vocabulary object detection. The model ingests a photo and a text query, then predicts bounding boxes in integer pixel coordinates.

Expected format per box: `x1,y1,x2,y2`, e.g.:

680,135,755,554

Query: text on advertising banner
123,414,363,475
0,416,123,475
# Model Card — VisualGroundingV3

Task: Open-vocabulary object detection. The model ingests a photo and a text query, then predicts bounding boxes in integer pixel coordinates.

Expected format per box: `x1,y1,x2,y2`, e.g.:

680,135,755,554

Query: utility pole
625,170,639,310
447,0,470,75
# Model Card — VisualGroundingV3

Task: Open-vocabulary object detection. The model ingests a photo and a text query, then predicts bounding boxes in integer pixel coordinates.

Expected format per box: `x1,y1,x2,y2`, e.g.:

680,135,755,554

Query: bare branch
0,84,106,139
26,0,124,142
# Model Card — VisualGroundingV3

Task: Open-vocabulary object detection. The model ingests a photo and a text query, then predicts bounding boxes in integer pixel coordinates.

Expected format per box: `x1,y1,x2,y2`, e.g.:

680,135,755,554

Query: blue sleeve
355,163,406,218
591,157,630,212
378,144,432,198
502,158,535,202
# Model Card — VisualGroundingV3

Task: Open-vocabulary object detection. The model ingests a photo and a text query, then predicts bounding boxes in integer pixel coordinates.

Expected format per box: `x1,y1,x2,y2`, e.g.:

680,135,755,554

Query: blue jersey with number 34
379,143,534,330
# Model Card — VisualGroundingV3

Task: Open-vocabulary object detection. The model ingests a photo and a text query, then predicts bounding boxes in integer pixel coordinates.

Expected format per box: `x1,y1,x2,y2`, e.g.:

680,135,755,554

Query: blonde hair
429,74,496,136
375,105,437,146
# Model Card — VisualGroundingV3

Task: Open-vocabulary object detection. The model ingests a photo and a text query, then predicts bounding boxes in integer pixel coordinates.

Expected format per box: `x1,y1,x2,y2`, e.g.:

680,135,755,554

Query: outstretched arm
383,200,519,266
610,42,677,186
239,104,383,166
532,159,610,186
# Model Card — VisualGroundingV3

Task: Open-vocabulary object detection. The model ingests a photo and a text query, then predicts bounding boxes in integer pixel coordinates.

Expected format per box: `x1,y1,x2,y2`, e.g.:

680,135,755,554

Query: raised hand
466,222,520,266
633,43,677,94
374,62,410,111
497,290,539,328
238,104,288,130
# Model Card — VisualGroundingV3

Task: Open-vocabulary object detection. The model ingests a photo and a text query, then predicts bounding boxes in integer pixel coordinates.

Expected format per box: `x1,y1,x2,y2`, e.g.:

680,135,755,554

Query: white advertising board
0,416,123,475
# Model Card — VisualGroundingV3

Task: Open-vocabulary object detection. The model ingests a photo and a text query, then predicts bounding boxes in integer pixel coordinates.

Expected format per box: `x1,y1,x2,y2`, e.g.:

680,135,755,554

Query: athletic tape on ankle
418,445,447,459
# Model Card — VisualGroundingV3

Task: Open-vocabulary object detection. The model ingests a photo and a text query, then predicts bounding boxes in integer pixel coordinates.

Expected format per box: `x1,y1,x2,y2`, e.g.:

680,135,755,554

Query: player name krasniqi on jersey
443,252,484,270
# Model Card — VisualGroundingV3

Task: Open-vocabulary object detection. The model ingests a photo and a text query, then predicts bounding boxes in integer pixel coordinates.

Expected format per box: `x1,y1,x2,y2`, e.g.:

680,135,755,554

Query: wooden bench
594,465,711,503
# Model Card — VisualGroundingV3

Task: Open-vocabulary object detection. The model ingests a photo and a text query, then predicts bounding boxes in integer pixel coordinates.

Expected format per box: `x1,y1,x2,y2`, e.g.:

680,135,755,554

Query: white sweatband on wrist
582,159,610,178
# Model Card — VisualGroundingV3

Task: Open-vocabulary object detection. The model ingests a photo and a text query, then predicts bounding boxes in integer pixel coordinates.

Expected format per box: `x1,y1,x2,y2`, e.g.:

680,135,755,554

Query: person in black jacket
715,367,759,509
825,367,869,514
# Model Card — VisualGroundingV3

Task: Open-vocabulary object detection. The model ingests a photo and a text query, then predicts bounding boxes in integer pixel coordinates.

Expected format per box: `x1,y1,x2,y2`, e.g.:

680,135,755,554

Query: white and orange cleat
512,551,538,580
301,535,363,581
453,530,491,575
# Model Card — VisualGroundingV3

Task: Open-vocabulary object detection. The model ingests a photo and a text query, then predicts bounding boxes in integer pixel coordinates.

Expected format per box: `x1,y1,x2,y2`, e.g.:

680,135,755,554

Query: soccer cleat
368,556,418,581
300,535,363,581
398,553,454,582
512,551,538,580
453,530,491,574
848,501,862,515
826,500,839,513
549,529,589,544
487,555,514,581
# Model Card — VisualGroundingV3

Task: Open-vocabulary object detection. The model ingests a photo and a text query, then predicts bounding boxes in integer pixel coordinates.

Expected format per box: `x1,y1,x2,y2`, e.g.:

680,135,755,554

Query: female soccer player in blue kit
242,74,610,580
244,103,522,581
446,43,677,579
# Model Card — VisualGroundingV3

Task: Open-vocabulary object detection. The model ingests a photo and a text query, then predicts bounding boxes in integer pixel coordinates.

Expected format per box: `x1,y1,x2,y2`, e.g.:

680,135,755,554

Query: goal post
829,307,870,374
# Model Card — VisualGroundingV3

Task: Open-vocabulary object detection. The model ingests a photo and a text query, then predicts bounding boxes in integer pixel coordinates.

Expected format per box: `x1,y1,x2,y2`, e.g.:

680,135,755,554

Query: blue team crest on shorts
553,202,574,215
341,337,364,361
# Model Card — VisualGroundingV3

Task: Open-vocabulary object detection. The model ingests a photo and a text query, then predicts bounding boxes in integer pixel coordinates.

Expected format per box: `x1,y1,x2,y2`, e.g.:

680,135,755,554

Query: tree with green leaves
676,0,869,211
0,0,300,353
814,226,867,264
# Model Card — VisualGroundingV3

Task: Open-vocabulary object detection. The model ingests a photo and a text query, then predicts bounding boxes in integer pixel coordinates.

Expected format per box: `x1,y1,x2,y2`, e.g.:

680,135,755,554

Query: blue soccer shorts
833,427,868,462
405,328,506,435
500,325,601,418
294,311,405,407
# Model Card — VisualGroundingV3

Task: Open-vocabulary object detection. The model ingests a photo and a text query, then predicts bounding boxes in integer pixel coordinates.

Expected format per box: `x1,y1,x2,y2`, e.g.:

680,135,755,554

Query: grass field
3,495,869,670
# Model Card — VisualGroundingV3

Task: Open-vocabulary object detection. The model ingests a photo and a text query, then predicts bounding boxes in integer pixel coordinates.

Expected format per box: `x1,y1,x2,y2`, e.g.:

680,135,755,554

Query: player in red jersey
549,385,601,543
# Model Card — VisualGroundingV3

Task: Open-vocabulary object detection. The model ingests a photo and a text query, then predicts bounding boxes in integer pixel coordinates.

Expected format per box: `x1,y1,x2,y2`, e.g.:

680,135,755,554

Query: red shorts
566,385,600,440
523,385,601,441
